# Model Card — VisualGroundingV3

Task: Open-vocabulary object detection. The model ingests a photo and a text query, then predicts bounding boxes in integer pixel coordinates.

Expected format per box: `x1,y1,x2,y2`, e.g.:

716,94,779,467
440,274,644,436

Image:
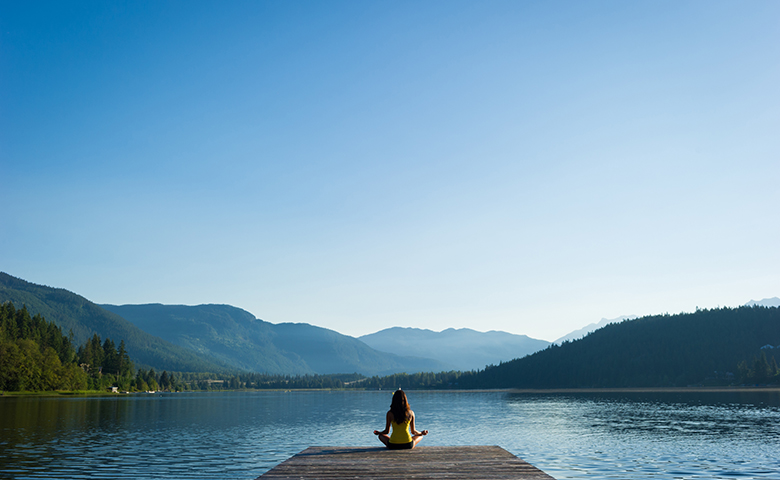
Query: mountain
359,327,550,371
102,303,451,376
0,272,232,373
553,315,637,344
745,297,780,308
466,306,780,388
100,303,308,374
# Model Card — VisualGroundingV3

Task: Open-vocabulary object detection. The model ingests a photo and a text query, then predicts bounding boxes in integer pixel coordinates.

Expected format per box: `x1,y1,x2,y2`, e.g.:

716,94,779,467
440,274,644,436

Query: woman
373,389,428,449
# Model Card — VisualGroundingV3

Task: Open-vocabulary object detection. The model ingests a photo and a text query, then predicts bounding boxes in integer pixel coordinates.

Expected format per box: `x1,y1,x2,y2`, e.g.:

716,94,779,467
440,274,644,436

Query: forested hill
466,306,780,388
101,303,451,376
0,272,449,376
0,273,232,373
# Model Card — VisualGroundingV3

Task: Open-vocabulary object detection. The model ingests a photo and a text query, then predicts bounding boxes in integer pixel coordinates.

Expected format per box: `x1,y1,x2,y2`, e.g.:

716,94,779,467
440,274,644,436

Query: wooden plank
258,446,556,479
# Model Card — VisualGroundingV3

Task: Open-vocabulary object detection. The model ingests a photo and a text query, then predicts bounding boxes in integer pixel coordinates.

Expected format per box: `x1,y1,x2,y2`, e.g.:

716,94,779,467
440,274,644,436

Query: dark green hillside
102,304,451,376
101,304,313,374
468,306,780,388
0,273,232,373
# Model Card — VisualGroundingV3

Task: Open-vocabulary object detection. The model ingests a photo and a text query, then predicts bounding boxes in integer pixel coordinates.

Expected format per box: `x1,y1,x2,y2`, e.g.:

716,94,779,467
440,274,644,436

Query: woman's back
389,413,413,444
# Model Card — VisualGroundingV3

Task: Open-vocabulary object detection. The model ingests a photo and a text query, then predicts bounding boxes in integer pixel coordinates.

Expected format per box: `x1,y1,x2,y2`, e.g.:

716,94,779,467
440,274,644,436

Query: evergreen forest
2,298,778,394
0,302,136,392
0,273,232,374
463,306,780,389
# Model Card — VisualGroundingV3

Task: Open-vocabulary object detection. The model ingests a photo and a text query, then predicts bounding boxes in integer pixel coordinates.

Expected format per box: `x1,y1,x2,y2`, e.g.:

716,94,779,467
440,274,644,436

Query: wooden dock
258,446,555,479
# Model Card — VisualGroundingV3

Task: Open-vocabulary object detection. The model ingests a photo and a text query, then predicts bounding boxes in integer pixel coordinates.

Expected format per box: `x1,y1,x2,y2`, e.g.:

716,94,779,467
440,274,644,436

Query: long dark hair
390,389,411,424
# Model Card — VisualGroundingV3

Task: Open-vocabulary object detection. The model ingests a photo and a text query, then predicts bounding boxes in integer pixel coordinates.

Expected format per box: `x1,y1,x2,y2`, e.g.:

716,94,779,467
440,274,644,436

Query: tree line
168,370,479,391
0,302,88,391
128,371,475,391
461,306,780,389
4,300,778,393
0,302,137,392
737,349,780,385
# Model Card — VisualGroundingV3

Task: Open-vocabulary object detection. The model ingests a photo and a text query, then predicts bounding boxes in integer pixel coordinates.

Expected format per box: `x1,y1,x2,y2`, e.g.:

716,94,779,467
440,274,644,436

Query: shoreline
3,386,779,397
506,386,780,393
0,390,124,398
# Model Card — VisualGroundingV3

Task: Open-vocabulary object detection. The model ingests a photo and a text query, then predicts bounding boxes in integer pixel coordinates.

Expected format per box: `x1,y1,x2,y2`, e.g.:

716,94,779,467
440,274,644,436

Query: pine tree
159,371,170,391
102,338,118,375
15,306,32,340
117,340,133,377
770,356,779,380
751,352,772,384
89,334,105,372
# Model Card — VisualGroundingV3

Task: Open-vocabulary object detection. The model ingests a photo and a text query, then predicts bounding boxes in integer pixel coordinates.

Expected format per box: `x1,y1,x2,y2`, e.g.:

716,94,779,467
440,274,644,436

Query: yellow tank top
389,417,412,444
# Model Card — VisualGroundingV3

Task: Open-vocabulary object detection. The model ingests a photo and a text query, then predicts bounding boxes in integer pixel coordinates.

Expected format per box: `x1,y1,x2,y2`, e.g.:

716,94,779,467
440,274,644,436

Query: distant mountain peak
554,315,638,344
102,304,449,376
745,297,780,308
359,327,550,371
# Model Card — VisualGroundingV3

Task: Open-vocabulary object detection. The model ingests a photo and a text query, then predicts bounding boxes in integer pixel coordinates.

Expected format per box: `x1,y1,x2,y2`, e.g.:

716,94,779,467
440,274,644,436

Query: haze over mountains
1,272,545,375
101,303,449,376
746,298,780,308
4,272,777,379
0,272,232,373
360,327,549,371
553,316,638,344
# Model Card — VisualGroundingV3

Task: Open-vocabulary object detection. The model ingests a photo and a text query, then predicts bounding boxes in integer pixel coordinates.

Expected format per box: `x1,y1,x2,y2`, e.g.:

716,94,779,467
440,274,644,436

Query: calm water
1,390,779,479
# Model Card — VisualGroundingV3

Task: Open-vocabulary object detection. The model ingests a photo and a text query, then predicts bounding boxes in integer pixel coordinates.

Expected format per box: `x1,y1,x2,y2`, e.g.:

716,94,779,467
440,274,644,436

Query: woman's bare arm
409,411,428,436
373,410,393,435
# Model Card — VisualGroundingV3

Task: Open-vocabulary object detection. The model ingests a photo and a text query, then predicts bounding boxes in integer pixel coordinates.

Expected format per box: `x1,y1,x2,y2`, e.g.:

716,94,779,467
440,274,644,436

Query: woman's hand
373,430,380,435
422,430,428,435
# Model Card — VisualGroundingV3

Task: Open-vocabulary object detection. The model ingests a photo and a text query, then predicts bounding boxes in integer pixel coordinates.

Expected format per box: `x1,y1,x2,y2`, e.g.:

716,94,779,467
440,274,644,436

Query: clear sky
2,1,778,341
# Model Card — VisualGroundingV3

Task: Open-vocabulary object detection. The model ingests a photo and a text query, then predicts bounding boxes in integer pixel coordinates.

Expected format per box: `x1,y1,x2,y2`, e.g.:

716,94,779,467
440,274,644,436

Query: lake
1,390,778,479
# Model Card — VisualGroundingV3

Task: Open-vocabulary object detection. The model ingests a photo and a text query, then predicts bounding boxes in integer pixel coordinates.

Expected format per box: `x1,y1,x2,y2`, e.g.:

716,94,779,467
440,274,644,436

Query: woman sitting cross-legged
373,389,428,450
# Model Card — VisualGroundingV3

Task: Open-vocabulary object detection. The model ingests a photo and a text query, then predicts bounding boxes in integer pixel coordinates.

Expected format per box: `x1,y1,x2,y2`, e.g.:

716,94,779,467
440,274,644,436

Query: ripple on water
1,391,779,480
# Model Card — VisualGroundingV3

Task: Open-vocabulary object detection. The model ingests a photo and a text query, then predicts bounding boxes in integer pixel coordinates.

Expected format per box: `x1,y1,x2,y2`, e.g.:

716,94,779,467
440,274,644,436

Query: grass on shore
0,390,122,397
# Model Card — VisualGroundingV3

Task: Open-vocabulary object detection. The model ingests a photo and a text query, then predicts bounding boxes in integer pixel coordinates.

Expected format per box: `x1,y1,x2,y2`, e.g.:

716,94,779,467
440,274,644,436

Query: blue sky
2,1,778,341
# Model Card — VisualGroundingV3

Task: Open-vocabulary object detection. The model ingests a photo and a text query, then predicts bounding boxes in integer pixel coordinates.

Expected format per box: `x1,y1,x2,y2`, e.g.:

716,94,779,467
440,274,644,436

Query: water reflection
499,391,780,480
1,390,778,480
501,391,780,439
